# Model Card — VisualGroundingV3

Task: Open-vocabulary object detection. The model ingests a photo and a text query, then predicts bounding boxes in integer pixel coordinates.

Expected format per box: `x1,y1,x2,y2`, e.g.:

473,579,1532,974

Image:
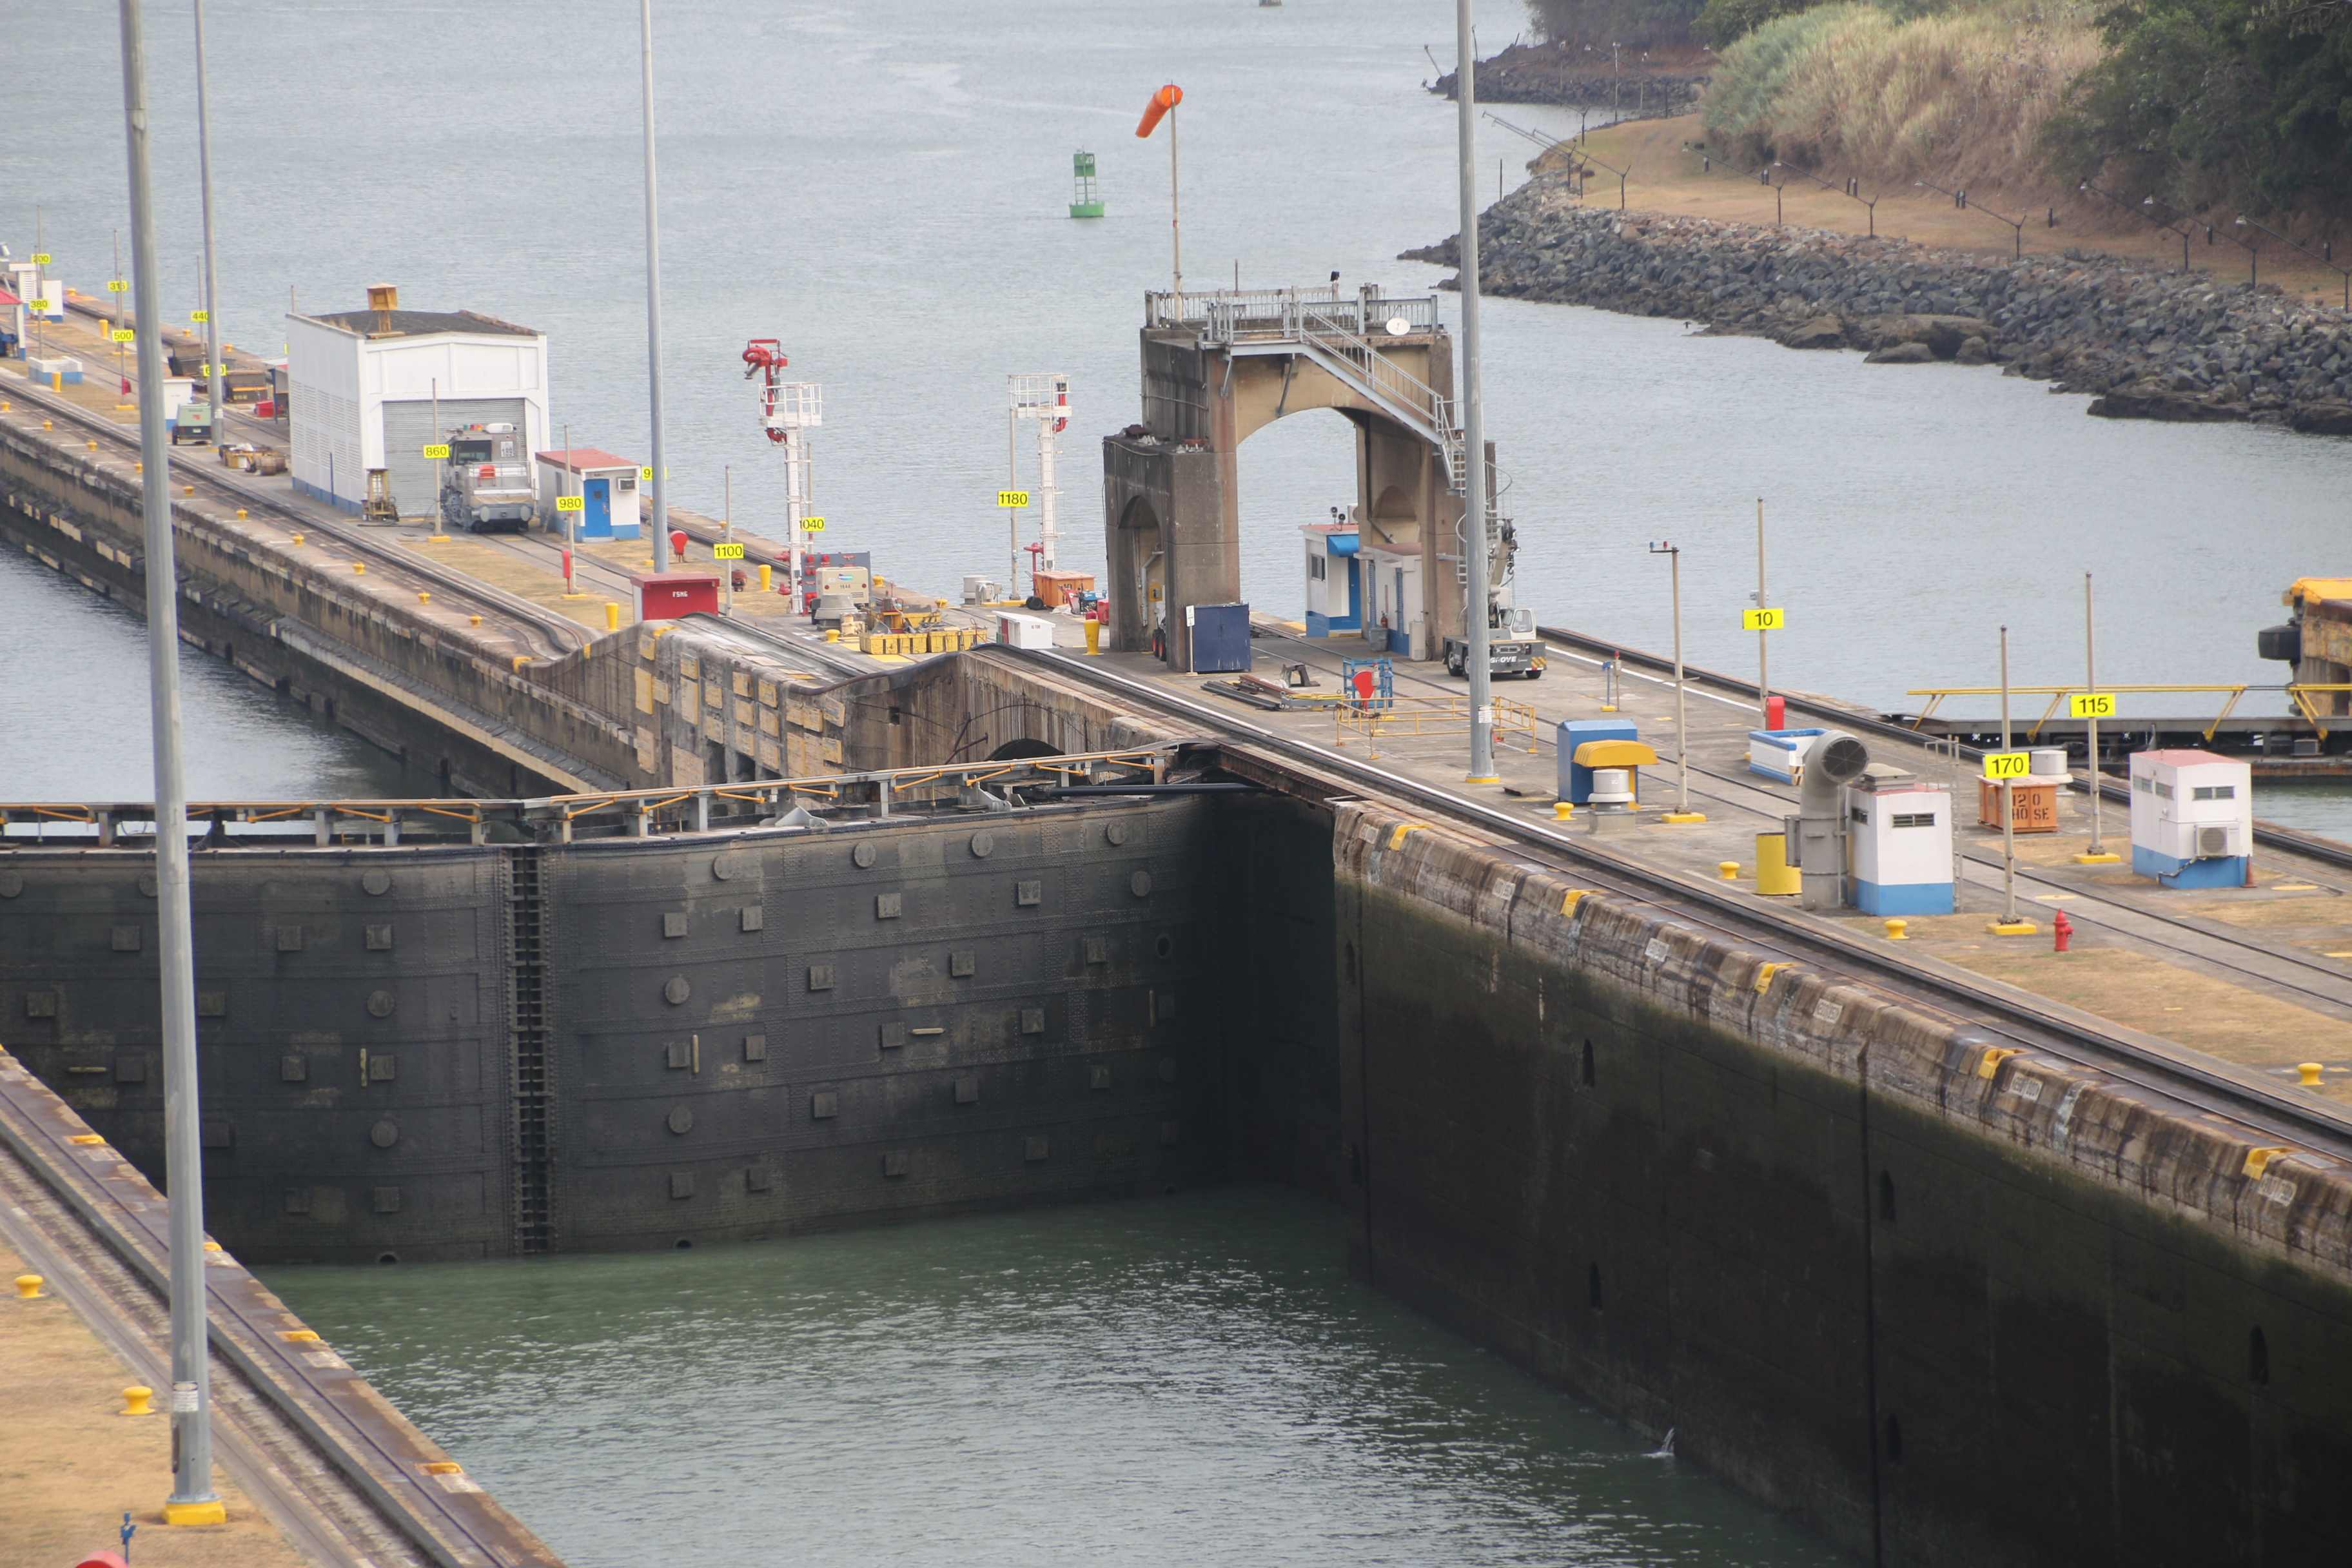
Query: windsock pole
1137,84,1185,304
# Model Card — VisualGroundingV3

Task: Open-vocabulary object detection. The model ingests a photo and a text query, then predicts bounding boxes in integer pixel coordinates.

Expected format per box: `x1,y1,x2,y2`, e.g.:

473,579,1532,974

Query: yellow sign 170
1982,751,2032,781
554,495,585,513
2068,691,2117,719
996,489,1031,509
1743,607,1785,632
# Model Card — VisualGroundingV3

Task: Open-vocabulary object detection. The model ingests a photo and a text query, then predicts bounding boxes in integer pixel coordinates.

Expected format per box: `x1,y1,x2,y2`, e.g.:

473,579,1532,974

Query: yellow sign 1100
712,541,746,559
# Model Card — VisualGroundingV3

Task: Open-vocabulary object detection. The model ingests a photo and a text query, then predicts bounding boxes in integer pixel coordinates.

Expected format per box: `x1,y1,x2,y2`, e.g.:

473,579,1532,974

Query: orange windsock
1136,83,1182,138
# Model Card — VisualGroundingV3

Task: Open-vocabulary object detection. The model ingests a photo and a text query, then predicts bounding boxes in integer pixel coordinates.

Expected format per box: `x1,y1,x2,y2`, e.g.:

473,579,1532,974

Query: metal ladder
505,846,553,1253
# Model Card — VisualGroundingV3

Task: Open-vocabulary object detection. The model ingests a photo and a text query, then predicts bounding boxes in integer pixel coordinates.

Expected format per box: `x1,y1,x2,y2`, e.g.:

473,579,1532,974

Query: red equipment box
632,572,722,622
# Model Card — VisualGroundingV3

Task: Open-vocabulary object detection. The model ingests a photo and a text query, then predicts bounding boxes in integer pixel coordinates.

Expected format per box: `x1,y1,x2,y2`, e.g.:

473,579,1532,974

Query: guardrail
0,746,1186,848
1904,684,2352,741
1146,286,1440,342
1333,692,1540,760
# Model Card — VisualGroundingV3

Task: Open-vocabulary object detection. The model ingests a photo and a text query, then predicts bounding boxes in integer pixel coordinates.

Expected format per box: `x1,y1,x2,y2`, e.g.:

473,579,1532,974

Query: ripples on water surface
273,1187,1841,1568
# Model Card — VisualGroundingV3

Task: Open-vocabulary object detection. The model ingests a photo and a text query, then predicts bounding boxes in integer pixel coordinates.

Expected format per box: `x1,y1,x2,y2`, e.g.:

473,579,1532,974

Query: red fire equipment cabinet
632,572,721,622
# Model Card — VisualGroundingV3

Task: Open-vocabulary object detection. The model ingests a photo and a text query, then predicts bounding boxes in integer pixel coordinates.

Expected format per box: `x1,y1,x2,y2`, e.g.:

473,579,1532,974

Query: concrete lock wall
0,797,1244,1262
1328,801,2352,1567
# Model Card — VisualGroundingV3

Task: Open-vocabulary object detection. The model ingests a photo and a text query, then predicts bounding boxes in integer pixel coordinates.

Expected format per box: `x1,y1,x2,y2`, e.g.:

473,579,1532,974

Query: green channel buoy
1069,151,1105,219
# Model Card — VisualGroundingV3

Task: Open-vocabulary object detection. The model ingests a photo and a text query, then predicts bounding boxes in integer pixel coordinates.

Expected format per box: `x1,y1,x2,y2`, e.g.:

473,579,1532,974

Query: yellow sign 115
2068,692,2116,719
1981,751,2032,781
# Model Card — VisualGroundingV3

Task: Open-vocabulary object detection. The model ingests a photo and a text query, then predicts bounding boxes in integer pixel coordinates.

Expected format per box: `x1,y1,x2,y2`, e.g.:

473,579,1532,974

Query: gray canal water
5,2,2347,1555
272,1186,1841,1568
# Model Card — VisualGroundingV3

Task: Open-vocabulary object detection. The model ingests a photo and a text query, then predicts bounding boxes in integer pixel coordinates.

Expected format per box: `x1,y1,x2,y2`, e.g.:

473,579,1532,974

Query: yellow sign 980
996,489,1031,509
2068,691,2117,719
1742,607,1786,632
554,495,585,513
1982,751,2032,781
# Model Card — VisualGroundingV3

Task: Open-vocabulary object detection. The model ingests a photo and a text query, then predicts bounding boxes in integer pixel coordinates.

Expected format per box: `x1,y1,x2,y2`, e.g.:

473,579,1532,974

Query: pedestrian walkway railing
1902,684,2352,741
1332,692,1540,760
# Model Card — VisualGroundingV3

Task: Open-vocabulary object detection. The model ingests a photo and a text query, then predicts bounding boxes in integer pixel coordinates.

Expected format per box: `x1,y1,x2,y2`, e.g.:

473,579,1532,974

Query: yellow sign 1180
996,489,1031,509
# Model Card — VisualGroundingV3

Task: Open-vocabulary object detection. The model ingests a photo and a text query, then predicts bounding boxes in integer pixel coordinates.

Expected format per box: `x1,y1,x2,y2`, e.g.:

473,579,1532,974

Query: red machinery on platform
632,573,721,623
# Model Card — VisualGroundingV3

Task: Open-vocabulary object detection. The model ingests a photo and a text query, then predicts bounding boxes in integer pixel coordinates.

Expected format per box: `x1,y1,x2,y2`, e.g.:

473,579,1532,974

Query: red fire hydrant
2052,910,2073,953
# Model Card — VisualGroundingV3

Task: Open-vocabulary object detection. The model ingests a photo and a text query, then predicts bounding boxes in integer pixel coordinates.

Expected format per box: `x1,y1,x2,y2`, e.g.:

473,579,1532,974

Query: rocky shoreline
1429,40,1705,119
1402,173,2352,433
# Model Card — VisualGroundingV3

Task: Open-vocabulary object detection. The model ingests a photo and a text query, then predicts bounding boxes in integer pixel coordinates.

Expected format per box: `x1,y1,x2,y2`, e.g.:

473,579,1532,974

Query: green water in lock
270,1186,1844,1567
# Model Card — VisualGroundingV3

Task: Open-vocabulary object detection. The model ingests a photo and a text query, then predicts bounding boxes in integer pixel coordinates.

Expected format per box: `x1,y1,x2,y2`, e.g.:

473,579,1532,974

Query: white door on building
380,397,527,520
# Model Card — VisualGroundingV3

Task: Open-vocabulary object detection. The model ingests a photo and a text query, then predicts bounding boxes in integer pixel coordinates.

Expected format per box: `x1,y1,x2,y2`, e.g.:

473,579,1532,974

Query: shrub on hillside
1525,0,1706,50
1703,1,2099,190
1696,0,1820,48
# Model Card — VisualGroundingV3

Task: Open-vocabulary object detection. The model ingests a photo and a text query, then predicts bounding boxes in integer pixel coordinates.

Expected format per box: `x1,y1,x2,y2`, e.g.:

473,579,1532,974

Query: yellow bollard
418,592,431,604
758,564,772,593
14,1274,42,1300
605,602,621,631
134,461,142,473
825,628,839,643
468,614,482,627
1755,831,1801,896
291,532,304,545
1553,801,1574,819
352,562,366,574
1719,861,1740,880
183,484,195,496
42,418,53,429
1885,918,1909,940
235,509,246,520
88,439,98,451
121,1385,156,1416
1084,618,1101,656
2300,1062,2325,1087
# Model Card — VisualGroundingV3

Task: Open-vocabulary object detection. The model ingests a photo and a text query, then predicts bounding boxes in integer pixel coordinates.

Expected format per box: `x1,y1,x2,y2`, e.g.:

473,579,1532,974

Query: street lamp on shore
1484,113,1627,210
1917,177,2025,258
1774,160,1877,237
2233,213,2350,308
2226,216,2264,290
2077,181,2189,271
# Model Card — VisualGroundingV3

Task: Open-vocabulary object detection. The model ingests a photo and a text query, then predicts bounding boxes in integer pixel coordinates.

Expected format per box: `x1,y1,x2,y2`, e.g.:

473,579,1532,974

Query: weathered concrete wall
1329,803,2352,1566
1,797,1232,1262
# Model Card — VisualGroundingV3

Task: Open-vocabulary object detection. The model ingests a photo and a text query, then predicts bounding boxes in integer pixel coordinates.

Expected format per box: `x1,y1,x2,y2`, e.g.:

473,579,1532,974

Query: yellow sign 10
996,489,1031,509
1981,751,2032,781
2068,692,2117,719
1742,607,1785,632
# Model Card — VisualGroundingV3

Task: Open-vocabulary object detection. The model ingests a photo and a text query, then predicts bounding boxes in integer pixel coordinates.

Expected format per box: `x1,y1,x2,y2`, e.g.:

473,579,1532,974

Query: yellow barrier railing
1333,693,1541,760
1901,683,2352,742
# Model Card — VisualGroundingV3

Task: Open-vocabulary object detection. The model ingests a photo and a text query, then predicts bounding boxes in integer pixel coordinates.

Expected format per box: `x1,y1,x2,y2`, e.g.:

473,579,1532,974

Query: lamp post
2235,213,2351,308
116,0,222,1525
192,0,226,446
1482,113,1627,210
639,0,671,576
2224,215,2262,289
1649,540,1697,820
1916,177,2025,258
1456,0,1495,783
2078,181,2189,271
1774,160,1878,237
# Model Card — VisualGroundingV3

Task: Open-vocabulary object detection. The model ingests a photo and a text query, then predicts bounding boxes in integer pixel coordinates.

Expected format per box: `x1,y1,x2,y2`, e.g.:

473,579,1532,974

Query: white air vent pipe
1795,730,1870,911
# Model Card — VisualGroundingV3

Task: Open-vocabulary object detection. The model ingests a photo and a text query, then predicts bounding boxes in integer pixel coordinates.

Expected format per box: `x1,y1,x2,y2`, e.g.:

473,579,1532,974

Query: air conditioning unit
2197,823,2241,859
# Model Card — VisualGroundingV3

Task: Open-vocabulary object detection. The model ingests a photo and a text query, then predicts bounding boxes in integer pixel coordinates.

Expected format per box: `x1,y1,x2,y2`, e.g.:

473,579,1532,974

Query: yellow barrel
1756,831,1801,896
1084,618,1102,656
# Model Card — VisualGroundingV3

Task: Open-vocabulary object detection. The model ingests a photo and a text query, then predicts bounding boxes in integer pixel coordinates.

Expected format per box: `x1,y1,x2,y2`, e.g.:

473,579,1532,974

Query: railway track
980,643,2352,1160
0,373,592,660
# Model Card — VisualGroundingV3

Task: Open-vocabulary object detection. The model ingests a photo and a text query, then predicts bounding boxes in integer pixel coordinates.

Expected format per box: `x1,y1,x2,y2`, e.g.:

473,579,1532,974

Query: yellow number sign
640,466,671,483
421,443,451,460
554,495,585,513
996,489,1031,509
802,516,827,532
30,251,51,266
2068,692,2117,719
106,279,128,293
1982,751,2032,781
191,309,210,323
110,328,135,343
1742,607,1786,632
712,541,745,559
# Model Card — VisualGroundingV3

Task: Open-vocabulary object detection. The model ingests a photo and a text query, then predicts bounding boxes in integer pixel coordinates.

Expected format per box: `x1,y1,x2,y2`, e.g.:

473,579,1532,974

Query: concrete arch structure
1102,288,1468,671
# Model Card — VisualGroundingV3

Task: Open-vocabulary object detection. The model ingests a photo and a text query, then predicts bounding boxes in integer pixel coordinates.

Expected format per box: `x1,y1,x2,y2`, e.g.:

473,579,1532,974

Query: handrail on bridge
1146,284,1440,342
0,745,1187,848
1901,683,2352,742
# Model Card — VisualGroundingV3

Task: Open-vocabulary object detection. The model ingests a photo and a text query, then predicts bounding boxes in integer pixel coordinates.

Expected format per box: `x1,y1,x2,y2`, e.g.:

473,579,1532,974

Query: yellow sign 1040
1982,751,2032,781
1742,607,1785,632
2068,692,2117,719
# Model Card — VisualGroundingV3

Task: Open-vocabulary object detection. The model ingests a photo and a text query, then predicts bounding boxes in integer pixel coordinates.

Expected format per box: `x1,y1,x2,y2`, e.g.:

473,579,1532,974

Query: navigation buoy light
1070,152,1104,219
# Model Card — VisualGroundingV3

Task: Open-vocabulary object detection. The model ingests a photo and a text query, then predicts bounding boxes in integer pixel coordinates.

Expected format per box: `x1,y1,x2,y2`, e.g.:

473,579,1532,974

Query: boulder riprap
1403,173,2352,433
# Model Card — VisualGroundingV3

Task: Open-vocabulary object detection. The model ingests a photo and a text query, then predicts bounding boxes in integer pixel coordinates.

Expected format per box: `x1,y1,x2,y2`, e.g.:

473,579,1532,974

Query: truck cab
440,422,536,534
1443,603,1545,679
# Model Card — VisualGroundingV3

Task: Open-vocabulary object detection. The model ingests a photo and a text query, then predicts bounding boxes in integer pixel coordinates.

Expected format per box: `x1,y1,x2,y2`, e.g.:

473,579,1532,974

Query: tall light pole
639,0,671,574
192,0,225,442
1754,497,1772,724
1999,624,2021,928
2077,573,2120,863
1650,541,1701,821
1456,0,1496,784
117,0,222,1527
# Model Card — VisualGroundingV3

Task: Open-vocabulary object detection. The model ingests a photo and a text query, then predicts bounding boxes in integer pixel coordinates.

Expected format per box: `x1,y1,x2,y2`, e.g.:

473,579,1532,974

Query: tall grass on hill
1703,1,2100,194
